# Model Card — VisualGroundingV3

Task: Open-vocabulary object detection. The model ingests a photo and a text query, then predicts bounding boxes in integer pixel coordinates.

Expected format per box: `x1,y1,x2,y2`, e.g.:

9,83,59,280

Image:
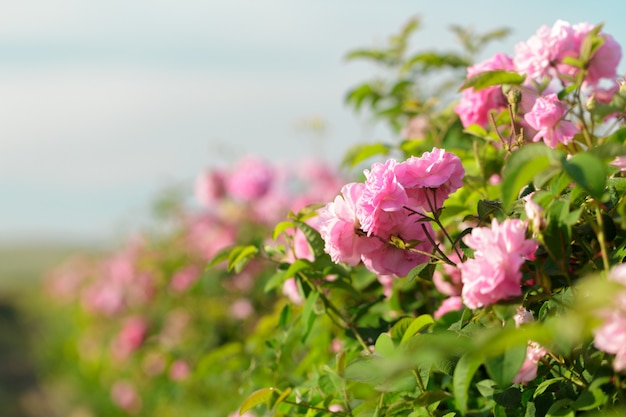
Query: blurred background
2,1,626,415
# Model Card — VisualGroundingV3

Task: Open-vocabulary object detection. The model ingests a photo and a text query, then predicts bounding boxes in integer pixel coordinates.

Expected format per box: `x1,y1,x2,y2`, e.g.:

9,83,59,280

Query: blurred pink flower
513,341,548,384
225,156,275,201
593,264,626,371
460,219,538,309
111,380,141,414
282,278,304,305
170,265,202,293
401,115,428,139
169,360,191,381
434,296,463,319
569,22,622,86
432,253,463,297
111,316,148,360
230,298,254,320
524,93,577,148
194,168,226,207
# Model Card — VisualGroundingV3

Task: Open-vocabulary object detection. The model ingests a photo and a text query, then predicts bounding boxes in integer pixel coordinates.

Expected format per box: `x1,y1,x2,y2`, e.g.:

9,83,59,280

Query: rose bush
38,16,626,417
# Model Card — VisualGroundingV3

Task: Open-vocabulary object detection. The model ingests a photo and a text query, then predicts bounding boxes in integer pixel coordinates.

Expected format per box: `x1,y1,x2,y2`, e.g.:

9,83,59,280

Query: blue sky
2,1,626,244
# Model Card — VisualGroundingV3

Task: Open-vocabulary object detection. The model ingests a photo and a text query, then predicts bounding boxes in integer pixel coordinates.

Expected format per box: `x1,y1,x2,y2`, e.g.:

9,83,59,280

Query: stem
594,205,611,272
303,274,372,352
282,400,349,415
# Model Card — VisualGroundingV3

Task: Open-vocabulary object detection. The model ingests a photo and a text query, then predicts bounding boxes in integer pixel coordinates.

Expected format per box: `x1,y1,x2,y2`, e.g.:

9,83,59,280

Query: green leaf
400,315,435,345
227,245,259,273
484,343,527,388
301,291,320,342
294,220,327,259
453,353,483,415
533,377,564,398
572,389,608,411
341,142,391,168
390,317,414,343
273,220,295,240
459,70,525,92
240,388,277,415
374,333,395,357
561,152,606,200
501,144,563,210
545,399,575,417
493,386,522,407
284,259,314,279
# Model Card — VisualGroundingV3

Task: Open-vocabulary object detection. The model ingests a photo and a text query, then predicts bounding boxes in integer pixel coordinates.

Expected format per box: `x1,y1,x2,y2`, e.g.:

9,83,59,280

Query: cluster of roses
456,20,622,148
47,155,345,415
317,147,464,280
317,147,540,312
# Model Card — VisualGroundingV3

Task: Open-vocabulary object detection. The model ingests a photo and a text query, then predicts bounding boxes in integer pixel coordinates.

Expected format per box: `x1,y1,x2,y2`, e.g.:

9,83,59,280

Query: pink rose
524,93,578,148
360,213,434,277
169,360,191,381
194,169,226,207
170,265,202,293
514,20,575,80
434,296,463,319
455,53,514,128
460,219,538,309
111,316,148,360
593,265,626,371
513,342,548,384
111,380,141,413
357,159,408,237
225,156,275,201
394,148,465,211
432,253,463,297
317,182,380,266
282,278,304,305
571,22,622,86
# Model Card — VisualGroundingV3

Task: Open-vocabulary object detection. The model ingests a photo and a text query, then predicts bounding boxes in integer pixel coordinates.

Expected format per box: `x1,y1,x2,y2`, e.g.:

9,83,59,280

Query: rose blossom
360,212,434,277
432,253,463,297
282,278,304,305
394,148,465,210
460,219,538,309
593,264,626,371
194,168,226,207
111,316,148,360
455,53,515,128
511,307,548,384
111,380,141,414
225,155,275,201
514,20,575,80
356,159,408,237
568,22,622,86
513,341,548,384
317,182,380,266
524,93,577,148
434,296,463,319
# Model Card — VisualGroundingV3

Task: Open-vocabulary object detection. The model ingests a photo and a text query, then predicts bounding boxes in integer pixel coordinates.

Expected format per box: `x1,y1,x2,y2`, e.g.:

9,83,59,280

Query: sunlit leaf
459,70,525,92
240,388,277,415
